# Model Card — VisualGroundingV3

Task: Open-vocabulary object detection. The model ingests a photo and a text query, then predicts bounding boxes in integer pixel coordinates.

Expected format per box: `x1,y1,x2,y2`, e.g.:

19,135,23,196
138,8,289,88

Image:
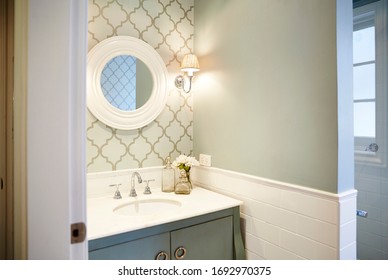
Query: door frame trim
13,0,28,259
6,0,15,260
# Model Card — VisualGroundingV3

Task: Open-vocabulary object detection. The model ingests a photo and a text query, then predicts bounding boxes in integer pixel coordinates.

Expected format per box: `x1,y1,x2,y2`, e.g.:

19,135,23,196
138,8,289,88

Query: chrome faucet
129,172,142,197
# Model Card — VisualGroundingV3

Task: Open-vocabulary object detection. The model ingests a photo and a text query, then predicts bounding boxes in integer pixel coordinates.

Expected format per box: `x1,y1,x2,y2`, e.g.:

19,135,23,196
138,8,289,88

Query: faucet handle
110,184,122,199
143,179,155,195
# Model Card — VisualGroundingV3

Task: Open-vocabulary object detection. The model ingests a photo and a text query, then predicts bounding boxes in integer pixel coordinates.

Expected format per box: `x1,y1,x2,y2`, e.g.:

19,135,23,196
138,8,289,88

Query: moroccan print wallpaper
87,0,195,172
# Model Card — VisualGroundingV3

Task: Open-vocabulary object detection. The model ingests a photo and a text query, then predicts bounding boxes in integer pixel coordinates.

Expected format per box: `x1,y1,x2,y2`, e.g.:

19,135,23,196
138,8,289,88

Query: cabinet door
171,216,233,260
89,232,170,260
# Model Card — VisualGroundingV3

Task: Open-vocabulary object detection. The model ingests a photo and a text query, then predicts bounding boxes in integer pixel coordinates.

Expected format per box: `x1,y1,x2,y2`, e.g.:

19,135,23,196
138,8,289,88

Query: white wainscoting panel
191,166,357,260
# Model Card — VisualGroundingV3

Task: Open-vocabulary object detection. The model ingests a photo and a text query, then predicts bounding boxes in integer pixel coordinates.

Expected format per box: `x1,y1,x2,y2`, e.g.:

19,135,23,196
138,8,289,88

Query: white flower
172,154,199,170
173,155,188,166
186,156,199,167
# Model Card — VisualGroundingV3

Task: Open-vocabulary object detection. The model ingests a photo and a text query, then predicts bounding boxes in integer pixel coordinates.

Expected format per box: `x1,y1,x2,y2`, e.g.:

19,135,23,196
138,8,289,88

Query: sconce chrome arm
175,75,193,94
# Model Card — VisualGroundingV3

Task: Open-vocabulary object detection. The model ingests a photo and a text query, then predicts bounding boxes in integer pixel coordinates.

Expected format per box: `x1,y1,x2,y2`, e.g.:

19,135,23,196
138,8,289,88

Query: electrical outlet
199,154,212,167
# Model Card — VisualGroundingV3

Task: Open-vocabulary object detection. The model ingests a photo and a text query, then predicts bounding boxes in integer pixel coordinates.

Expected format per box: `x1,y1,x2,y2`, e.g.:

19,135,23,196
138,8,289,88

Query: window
353,1,387,163
353,22,375,139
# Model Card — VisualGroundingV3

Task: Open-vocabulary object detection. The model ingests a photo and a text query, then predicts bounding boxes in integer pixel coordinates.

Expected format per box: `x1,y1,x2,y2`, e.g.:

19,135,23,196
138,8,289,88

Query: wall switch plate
199,154,212,167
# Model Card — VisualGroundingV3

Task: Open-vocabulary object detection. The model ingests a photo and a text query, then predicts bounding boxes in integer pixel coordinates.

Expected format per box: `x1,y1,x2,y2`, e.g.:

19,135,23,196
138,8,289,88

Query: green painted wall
193,0,353,193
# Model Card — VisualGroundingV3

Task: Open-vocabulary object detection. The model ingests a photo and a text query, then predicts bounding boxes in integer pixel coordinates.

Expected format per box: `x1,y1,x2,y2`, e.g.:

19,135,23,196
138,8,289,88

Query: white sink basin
88,188,243,240
113,198,182,216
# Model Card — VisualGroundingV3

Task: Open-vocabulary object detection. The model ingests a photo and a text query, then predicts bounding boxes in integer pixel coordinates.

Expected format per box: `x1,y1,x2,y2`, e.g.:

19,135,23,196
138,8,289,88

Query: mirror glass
100,55,153,111
87,36,169,130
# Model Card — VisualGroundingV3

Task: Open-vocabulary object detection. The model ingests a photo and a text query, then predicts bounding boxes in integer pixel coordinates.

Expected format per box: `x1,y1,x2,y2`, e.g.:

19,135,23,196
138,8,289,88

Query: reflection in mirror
100,55,153,111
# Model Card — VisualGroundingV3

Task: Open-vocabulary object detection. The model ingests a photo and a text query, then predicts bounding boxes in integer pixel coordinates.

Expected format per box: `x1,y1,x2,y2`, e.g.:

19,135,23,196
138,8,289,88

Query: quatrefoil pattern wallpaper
87,0,194,172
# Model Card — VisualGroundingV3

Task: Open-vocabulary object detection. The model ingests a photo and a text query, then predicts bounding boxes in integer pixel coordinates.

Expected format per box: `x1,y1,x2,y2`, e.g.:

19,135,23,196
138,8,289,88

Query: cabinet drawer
89,232,170,260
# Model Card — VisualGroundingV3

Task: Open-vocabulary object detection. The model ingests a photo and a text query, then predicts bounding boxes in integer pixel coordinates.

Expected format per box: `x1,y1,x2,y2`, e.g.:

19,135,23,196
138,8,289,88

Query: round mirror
87,36,169,130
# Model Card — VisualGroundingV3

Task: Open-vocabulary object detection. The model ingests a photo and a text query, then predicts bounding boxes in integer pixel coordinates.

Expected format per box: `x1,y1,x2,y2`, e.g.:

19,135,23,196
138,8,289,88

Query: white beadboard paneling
340,242,357,260
245,233,265,257
264,205,299,233
264,242,306,260
193,167,283,204
339,196,357,224
297,215,338,247
250,218,280,245
240,198,267,221
340,220,357,249
245,250,264,260
192,166,357,260
279,230,337,260
280,190,339,224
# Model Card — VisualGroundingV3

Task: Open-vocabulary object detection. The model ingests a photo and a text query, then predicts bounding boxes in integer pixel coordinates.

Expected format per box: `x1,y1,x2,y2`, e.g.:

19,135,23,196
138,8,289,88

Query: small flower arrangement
172,154,199,173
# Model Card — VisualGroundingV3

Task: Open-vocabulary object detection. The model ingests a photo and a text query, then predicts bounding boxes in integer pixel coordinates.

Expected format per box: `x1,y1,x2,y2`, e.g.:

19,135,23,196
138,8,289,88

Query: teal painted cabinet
89,232,170,260
89,207,245,260
171,216,233,260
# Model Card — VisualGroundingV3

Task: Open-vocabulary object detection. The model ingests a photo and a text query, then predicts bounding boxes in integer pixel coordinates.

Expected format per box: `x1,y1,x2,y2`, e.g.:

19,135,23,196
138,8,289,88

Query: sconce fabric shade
180,54,200,76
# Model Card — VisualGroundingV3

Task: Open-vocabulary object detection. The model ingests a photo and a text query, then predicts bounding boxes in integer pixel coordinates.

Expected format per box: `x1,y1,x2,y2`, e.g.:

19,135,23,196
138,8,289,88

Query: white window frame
353,0,387,166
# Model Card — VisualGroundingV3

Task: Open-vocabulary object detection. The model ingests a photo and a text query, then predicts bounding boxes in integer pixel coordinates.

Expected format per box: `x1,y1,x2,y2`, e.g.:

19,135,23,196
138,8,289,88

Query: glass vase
174,169,191,195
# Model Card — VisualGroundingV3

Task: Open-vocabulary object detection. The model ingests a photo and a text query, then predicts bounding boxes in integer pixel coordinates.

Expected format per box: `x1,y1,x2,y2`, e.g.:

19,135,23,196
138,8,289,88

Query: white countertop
87,186,242,240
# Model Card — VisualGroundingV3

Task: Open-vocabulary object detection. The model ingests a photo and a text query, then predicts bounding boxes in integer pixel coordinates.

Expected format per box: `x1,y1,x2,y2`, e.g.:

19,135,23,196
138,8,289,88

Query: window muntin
353,12,376,145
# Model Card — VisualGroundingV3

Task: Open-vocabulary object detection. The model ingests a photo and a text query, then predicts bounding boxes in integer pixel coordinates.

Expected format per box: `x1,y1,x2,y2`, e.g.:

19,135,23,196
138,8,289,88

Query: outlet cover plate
199,154,212,167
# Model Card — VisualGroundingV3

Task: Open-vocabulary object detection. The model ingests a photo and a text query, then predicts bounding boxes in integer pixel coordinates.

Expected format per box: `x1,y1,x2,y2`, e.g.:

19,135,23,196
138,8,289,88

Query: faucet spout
132,171,143,184
129,172,142,197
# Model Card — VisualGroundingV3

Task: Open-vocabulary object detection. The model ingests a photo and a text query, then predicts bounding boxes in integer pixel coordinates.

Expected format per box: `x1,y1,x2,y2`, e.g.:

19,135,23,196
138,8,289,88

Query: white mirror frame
87,36,169,130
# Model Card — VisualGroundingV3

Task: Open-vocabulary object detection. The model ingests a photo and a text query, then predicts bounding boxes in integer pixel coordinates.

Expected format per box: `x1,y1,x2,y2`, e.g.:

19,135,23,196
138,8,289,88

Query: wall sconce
174,54,200,94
